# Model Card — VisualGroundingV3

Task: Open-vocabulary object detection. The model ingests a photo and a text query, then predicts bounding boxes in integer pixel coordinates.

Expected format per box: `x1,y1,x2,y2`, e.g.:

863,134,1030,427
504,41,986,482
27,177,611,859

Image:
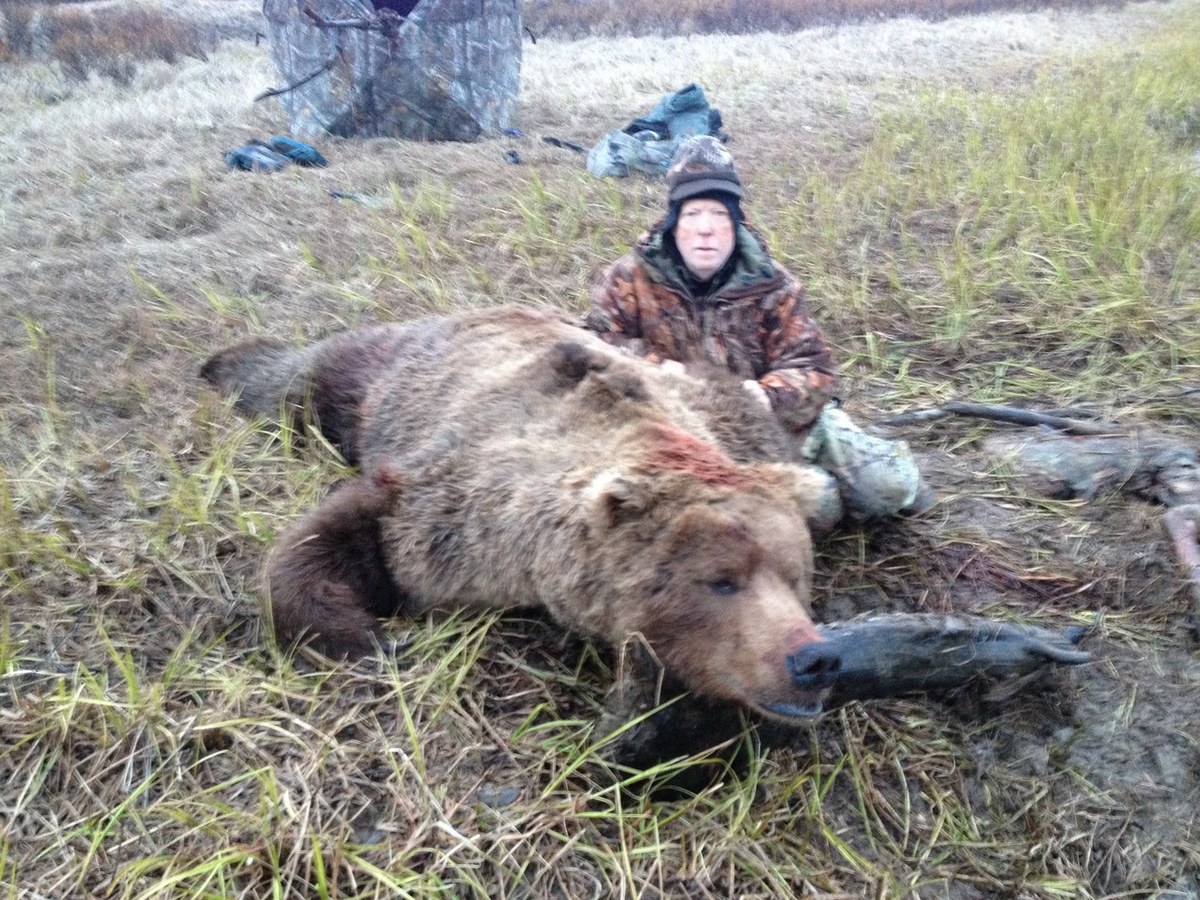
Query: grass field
2,0,1199,896
520,0,1164,36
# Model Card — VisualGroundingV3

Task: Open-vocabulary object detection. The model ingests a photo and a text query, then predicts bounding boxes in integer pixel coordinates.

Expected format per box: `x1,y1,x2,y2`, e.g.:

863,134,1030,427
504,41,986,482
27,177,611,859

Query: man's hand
742,379,771,410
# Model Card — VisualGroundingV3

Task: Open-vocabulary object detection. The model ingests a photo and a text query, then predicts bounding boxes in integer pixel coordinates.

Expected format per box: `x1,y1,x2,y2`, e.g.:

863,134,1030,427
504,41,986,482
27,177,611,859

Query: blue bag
268,136,328,167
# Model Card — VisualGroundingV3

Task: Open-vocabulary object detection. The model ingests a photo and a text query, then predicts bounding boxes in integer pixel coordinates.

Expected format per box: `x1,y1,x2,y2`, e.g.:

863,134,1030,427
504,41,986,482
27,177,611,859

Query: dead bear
200,305,843,721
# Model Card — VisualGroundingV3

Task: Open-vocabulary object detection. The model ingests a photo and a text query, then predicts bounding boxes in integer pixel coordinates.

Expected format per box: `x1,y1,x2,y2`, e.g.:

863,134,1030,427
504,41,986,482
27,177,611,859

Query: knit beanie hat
666,135,744,205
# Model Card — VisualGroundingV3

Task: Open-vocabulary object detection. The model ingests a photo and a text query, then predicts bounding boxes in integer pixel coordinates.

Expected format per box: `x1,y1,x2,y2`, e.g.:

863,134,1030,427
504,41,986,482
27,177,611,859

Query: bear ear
583,469,654,528
753,463,843,536
545,340,609,385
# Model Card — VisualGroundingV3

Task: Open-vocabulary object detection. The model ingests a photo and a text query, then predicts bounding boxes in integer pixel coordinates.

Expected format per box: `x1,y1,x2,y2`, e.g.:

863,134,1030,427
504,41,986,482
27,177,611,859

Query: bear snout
787,642,841,692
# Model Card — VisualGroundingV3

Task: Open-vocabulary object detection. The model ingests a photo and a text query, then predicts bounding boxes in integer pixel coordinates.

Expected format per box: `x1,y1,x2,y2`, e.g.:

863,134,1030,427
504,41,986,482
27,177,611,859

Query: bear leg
264,472,407,658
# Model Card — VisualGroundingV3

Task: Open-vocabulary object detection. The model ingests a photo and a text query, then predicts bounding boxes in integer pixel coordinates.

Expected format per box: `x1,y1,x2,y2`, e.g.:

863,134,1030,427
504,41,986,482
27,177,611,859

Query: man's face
674,198,736,282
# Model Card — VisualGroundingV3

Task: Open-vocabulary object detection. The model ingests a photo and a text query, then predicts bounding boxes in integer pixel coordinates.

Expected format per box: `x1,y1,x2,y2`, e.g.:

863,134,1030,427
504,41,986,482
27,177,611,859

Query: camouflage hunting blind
261,0,522,141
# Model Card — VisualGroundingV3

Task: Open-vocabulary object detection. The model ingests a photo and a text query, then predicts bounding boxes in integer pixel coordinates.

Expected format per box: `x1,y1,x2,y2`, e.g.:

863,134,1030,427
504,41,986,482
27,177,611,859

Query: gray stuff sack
587,131,679,178
801,407,925,521
587,83,725,179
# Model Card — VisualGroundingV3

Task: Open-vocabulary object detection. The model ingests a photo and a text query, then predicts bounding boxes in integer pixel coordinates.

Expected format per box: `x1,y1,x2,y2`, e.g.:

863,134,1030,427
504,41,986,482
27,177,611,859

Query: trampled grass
2,0,1199,897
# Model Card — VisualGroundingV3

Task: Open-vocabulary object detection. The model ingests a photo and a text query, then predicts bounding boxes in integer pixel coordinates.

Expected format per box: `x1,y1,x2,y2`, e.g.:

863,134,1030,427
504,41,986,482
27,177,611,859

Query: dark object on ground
819,613,1090,701
598,613,1091,773
268,135,327,166
878,399,1119,435
543,135,587,153
260,0,521,140
503,149,522,165
374,0,421,13
224,140,290,172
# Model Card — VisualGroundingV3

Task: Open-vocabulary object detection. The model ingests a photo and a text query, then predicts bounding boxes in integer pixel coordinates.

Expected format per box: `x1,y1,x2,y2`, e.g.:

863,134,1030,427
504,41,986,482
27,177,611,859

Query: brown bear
201,305,843,721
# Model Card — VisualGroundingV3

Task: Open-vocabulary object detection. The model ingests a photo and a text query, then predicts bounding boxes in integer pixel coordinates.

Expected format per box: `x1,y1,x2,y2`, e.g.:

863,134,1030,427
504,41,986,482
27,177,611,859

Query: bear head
583,440,840,722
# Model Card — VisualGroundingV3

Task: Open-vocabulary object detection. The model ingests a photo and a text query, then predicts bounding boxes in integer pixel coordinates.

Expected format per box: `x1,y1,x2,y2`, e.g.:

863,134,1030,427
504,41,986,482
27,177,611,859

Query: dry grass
522,0,1162,37
2,0,1200,897
0,3,214,81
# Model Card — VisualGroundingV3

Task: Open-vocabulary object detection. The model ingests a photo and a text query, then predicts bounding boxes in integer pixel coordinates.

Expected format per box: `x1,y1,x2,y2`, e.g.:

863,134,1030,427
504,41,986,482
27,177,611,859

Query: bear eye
708,578,741,597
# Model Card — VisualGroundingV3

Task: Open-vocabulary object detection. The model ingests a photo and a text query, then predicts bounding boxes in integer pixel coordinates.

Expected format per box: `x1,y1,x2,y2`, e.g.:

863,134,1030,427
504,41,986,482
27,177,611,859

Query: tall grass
769,25,1200,409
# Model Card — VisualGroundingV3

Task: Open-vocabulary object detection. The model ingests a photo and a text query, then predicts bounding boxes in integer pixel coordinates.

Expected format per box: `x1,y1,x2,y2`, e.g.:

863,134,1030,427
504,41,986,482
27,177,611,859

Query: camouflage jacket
585,221,838,437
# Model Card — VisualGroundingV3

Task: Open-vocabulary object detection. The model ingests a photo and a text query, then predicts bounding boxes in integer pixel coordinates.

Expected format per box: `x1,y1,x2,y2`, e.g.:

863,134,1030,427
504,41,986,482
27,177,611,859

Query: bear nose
787,642,841,691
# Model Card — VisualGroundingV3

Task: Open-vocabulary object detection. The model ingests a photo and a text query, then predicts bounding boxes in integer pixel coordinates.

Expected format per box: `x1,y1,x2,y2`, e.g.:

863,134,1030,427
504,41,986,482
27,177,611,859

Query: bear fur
201,305,843,721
